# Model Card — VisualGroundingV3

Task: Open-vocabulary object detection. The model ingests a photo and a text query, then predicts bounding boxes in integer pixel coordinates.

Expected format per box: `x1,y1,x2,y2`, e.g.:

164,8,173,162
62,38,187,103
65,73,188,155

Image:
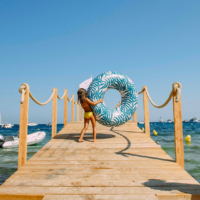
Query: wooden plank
43,194,159,200
8,172,196,181
4,178,198,187
35,148,169,154
156,194,200,200
29,153,173,161
0,194,44,200
1,186,200,195
22,160,179,165
18,164,184,171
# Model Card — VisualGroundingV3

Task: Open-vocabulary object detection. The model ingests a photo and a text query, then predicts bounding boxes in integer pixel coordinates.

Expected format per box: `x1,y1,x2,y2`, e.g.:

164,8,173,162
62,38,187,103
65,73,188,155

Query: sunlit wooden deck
0,121,200,200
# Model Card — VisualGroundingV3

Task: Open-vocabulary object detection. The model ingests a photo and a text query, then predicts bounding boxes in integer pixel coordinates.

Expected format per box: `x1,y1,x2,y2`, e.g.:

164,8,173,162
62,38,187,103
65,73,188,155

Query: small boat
167,119,172,123
0,131,46,148
183,120,189,123
46,122,52,126
189,117,198,123
138,121,144,124
1,123,14,128
159,117,163,123
28,122,38,126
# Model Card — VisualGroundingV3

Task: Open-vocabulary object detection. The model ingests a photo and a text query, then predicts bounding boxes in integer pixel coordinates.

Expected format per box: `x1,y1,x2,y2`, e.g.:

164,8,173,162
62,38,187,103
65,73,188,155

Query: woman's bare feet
93,139,98,142
78,139,85,142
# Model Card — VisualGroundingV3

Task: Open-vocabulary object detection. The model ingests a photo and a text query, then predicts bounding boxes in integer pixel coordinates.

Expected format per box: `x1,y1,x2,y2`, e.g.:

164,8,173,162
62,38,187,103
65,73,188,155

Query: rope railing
134,81,184,168
30,90,55,106
67,96,73,102
74,99,80,105
137,82,182,108
18,83,84,169
144,89,173,108
19,83,76,105
19,83,55,105
57,90,66,100
138,89,144,94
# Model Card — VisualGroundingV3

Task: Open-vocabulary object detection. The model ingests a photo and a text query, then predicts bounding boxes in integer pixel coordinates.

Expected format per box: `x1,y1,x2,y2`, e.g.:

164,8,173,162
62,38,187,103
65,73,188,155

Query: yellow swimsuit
84,112,93,119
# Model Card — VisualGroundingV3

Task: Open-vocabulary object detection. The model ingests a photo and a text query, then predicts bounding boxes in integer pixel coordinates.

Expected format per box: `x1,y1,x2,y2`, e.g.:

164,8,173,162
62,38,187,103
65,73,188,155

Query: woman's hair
77,88,87,104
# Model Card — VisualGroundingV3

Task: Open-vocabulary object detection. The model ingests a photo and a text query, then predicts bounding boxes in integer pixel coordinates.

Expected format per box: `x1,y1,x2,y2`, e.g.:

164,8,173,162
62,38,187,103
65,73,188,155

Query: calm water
138,122,200,183
0,122,200,185
0,124,64,185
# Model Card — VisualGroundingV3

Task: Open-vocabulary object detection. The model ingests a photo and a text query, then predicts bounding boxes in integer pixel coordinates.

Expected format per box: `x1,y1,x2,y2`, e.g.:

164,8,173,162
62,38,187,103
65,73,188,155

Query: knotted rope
19,83,29,104
173,82,182,102
137,82,182,108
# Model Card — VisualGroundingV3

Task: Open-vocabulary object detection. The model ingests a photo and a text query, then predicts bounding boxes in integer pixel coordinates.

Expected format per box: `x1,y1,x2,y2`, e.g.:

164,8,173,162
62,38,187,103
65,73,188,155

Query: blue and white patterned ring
87,71,138,127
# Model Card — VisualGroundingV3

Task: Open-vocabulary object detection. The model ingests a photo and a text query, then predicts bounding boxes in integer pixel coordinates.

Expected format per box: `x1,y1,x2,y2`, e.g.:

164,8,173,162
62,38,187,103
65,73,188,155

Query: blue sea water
0,122,200,185
0,124,64,185
138,122,200,183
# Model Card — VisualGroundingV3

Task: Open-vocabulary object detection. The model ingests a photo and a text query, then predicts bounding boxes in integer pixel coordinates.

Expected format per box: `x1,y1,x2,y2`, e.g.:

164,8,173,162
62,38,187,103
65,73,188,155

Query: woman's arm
85,98,103,106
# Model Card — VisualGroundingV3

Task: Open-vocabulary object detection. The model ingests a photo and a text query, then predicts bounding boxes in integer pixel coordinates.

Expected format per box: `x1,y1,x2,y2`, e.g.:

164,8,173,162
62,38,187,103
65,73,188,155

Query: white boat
46,122,52,126
28,122,38,126
2,123,14,128
189,117,198,123
0,131,46,148
159,117,163,123
138,121,144,124
167,119,172,123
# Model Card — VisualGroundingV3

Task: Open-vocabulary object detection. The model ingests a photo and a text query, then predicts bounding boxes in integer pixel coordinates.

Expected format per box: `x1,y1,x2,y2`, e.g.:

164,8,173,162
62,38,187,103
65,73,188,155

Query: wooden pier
1,82,200,199
0,121,200,200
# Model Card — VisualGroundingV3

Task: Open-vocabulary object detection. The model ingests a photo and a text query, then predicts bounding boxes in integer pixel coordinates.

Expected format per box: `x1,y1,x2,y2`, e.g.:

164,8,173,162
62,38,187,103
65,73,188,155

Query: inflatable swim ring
87,71,138,127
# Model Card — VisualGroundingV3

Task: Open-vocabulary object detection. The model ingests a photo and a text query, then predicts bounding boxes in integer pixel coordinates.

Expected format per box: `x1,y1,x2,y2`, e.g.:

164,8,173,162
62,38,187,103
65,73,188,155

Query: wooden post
72,94,74,122
81,105,83,121
77,102,79,122
18,89,29,169
64,89,68,126
143,86,150,136
52,88,57,138
133,110,137,125
173,92,184,168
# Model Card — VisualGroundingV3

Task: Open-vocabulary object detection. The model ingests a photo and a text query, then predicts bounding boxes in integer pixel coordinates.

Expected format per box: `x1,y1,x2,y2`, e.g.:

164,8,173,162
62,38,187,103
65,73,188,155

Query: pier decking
0,121,200,199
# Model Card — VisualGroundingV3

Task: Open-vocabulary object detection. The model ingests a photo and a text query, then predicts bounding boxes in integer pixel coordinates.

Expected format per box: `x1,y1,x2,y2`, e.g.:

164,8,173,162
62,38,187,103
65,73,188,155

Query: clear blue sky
0,0,200,124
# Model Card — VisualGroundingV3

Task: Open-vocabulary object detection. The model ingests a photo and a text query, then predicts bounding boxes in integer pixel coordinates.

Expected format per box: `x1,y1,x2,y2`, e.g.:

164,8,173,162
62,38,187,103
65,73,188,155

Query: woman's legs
90,114,97,142
79,117,89,142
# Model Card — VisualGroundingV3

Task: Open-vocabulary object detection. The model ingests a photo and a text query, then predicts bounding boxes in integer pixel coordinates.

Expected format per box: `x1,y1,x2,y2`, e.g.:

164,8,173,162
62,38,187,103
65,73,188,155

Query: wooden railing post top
143,86,148,90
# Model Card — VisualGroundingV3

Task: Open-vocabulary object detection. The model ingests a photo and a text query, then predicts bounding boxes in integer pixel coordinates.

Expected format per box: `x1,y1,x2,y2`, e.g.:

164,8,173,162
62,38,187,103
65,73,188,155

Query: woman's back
81,101,92,112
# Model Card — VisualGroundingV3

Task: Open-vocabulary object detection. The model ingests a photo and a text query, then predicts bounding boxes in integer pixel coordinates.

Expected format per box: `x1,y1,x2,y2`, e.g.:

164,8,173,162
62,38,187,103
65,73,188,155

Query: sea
0,122,200,185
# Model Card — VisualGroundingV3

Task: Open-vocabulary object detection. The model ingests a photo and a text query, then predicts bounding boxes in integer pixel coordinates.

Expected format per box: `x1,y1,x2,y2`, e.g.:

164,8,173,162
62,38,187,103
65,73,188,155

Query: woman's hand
99,98,103,103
